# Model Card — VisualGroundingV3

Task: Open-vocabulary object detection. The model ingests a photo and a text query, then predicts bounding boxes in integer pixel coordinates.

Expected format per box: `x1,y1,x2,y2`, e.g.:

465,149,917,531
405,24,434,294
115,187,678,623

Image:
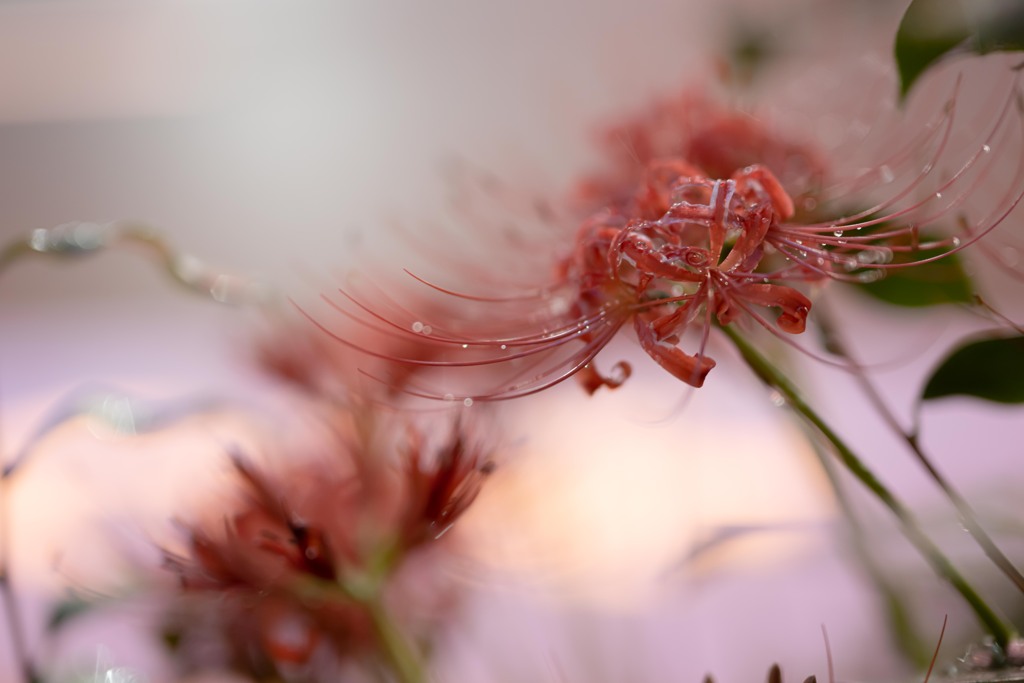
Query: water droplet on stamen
935,192,943,199
463,398,474,407
461,343,469,349
856,270,884,283
951,237,962,247
833,229,844,237
857,247,893,265
769,390,786,407
422,325,432,335
839,256,858,271
443,393,455,402
983,144,992,153
500,344,508,350
411,321,424,333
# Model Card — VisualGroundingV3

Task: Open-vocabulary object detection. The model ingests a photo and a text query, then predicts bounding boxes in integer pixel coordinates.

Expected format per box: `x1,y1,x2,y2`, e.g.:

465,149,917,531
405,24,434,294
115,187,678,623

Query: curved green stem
721,325,1015,647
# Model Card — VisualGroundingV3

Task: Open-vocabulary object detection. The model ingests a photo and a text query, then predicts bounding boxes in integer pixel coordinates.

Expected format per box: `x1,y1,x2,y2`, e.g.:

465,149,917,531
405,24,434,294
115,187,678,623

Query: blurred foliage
896,0,1024,98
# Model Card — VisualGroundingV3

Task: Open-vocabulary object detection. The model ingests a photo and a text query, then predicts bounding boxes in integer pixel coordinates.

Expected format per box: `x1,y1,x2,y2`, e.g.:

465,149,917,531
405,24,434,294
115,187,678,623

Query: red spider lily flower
163,400,494,677
574,89,827,214
400,422,494,546
311,82,1023,400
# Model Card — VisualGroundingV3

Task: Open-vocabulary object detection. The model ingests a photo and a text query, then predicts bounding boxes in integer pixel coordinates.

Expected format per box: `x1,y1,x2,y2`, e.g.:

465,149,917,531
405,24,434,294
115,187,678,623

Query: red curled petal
734,164,794,220
634,315,716,388
577,360,633,395
733,283,812,334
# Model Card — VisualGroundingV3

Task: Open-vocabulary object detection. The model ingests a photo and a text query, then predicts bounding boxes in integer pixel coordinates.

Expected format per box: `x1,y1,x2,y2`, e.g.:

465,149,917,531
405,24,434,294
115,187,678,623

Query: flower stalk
816,304,1024,598
721,324,1015,648
293,539,428,683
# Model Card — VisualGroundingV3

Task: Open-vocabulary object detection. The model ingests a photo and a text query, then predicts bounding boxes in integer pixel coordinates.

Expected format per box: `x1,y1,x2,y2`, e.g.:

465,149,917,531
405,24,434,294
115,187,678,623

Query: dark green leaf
46,594,93,632
922,334,1024,403
895,0,1024,99
724,20,779,87
162,628,183,651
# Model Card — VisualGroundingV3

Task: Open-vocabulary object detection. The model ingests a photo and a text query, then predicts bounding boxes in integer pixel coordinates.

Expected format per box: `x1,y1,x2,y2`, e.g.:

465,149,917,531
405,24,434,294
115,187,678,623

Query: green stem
810,433,931,667
365,597,427,683
292,568,428,683
721,325,1015,647
817,303,1024,599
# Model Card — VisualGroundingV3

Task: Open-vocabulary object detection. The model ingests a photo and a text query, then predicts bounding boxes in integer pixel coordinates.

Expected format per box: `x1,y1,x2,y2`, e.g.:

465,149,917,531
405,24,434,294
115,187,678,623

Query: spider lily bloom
558,159,811,390
573,89,828,216
164,454,372,672
162,399,493,677
400,422,494,546
316,81,1023,400
319,155,814,397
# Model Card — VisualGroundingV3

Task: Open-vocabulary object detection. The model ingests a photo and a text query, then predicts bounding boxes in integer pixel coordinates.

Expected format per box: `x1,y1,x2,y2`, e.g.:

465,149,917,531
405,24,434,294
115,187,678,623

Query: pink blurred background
2,1,1023,681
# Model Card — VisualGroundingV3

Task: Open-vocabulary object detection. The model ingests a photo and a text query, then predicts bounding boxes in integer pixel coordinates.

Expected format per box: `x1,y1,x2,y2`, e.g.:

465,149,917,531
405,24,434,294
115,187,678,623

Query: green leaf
46,594,93,632
856,240,973,307
895,0,1024,99
922,334,1024,403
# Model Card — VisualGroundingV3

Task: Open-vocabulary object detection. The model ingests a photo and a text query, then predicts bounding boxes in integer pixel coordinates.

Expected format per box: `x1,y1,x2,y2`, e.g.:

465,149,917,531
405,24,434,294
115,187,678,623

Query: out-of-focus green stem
721,325,1014,648
365,596,426,683
810,435,931,667
817,304,1024,599
359,541,426,683
296,540,427,683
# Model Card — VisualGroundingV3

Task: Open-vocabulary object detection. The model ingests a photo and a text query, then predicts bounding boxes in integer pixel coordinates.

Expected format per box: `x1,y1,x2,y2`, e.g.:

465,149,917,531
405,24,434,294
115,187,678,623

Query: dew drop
857,247,893,265
500,344,508,350
411,321,424,333
951,237,962,247
838,257,858,272
422,325,432,335
983,144,992,153
768,390,786,407
463,397,474,407
856,270,884,283
30,228,49,251
548,295,570,316
935,192,943,199
461,343,469,349
833,229,844,237
443,393,455,402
